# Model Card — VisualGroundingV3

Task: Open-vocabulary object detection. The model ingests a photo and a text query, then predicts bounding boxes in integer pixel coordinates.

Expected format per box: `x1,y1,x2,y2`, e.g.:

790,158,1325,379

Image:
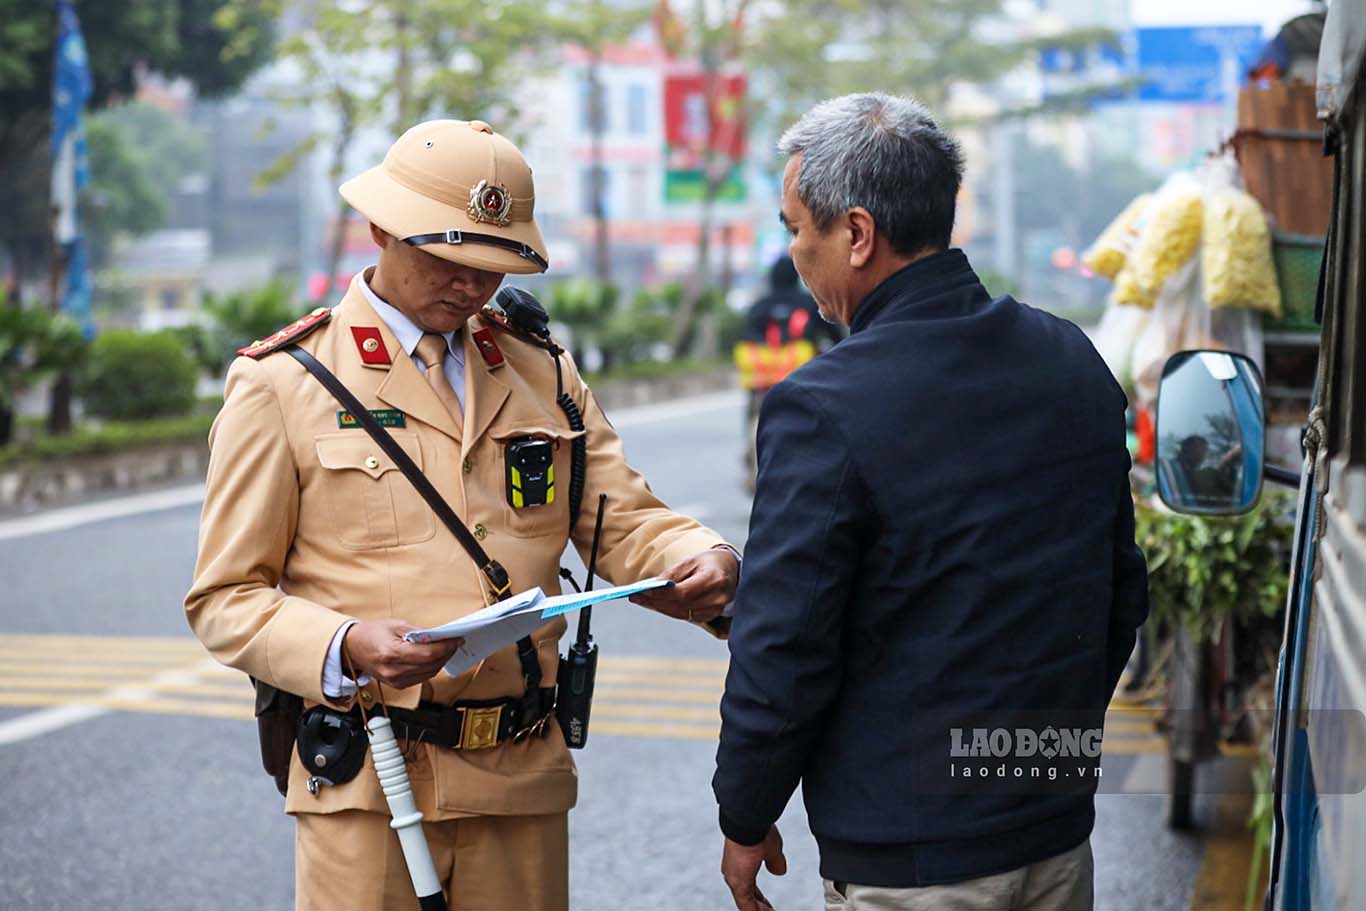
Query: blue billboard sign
1135,25,1264,103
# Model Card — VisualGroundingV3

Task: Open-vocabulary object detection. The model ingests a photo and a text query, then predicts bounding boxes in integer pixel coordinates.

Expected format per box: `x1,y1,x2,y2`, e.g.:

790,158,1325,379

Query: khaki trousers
296,809,568,911
823,839,1093,911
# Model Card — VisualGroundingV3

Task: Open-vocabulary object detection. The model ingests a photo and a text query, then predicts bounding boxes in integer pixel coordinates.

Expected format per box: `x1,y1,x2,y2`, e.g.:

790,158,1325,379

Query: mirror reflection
1155,350,1265,515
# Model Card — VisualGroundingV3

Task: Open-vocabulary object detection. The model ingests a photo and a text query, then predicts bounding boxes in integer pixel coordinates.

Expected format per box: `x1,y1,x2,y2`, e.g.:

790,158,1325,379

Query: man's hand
631,547,739,623
342,619,462,690
722,826,787,911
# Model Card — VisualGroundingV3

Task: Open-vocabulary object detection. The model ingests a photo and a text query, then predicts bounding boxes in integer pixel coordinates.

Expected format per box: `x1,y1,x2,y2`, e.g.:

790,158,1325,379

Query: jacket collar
330,276,464,443
848,248,983,334
358,266,465,368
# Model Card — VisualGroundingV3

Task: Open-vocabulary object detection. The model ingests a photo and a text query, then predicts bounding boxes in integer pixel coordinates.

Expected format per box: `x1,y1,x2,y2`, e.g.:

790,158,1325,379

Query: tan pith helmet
340,119,549,275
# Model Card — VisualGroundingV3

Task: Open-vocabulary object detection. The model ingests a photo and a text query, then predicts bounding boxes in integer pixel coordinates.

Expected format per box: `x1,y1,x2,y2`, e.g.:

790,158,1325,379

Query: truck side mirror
1154,350,1266,515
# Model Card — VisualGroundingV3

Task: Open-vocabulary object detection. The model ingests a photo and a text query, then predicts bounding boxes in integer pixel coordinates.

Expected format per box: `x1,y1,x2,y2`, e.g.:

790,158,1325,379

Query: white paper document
404,578,673,677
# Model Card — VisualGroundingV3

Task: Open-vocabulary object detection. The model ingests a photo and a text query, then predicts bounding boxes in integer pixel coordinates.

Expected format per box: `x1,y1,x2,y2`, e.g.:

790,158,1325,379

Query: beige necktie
416,333,464,430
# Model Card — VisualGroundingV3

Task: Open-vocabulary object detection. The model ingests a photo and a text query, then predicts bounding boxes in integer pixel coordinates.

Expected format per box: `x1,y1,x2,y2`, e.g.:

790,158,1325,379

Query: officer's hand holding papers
406,578,674,677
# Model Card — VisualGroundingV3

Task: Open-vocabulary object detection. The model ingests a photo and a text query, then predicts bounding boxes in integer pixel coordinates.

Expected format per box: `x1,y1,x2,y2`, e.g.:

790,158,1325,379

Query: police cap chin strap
402,230,548,271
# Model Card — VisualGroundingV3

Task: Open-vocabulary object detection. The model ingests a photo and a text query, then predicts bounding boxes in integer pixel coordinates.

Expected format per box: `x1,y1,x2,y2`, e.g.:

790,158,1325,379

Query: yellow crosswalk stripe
0,662,209,678
0,635,1176,747
595,671,726,688
591,720,719,740
595,686,721,704
1104,721,1159,735
597,656,729,672
0,692,251,721
0,639,202,652
592,702,718,721
145,680,253,699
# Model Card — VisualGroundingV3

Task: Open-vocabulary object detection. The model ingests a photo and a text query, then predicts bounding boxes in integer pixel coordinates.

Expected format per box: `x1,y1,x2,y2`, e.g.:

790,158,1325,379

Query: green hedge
0,413,215,469
78,329,199,420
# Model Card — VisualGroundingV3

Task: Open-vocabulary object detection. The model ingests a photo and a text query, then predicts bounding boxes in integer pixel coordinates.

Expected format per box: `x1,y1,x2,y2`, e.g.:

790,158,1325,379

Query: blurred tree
78,328,198,420
751,1,1117,118
0,290,87,446
1012,138,1158,284
651,0,753,357
651,1,1116,356
549,278,619,364
253,0,553,299
598,284,677,370
0,0,277,302
82,103,208,268
551,1,653,285
201,279,300,360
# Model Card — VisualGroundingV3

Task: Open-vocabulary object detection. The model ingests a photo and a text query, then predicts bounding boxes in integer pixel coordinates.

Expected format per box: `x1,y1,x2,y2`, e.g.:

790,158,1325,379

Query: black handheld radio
557,493,606,749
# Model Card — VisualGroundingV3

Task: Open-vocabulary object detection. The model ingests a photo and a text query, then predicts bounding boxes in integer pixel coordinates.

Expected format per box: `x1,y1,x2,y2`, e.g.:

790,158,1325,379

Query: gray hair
778,93,964,254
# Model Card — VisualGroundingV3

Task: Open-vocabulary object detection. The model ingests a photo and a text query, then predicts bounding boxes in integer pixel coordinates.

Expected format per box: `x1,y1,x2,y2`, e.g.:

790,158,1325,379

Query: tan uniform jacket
185,275,725,819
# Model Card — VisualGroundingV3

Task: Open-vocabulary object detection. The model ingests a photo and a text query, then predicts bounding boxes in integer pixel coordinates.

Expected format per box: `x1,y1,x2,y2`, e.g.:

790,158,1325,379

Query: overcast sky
1130,0,1324,34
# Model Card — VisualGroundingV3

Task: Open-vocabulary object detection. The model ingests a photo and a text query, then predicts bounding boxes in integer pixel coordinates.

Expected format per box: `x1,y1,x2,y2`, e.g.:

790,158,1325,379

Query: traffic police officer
185,119,739,911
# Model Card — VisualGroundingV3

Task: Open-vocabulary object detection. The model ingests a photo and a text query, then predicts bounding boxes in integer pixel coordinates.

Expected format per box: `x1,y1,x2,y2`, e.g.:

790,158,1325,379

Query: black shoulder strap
285,345,543,689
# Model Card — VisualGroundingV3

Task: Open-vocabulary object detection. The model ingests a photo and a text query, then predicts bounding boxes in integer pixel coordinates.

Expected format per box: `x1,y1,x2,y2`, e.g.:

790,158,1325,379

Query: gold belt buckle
460,705,503,750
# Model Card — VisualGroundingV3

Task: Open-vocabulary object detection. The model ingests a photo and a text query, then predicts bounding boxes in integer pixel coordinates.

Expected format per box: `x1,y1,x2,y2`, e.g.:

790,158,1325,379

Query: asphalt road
0,390,1236,910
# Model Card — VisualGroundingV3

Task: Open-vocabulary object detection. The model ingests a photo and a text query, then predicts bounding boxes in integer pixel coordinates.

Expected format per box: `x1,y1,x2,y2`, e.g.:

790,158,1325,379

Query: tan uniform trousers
296,809,568,911
823,839,1093,911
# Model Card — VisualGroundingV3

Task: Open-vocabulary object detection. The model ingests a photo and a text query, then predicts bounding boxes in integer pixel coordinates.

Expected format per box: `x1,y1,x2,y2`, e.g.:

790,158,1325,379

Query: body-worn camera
505,437,554,508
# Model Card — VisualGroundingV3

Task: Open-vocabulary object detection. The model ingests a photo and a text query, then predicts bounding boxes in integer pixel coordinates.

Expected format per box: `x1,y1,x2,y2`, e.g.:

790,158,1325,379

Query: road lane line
596,687,725,705
0,634,203,649
0,692,252,721
0,677,121,691
592,703,718,721
0,648,201,665
1187,791,1259,911
0,662,213,678
147,680,253,698
0,703,106,746
599,656,730,671
607,391,743,429
1100,739,1168,755
592,720,720,740
0,661,228,741
0,483,206,541
595,672,725,687
1104,721,1159,735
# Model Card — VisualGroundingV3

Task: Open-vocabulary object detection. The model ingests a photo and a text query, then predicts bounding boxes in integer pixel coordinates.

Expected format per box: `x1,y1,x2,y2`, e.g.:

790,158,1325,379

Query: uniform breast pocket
314,432,436,550
489,424,585,539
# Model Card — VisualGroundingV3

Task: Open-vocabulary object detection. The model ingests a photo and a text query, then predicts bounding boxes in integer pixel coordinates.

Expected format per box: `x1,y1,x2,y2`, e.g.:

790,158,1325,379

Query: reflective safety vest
734,308,819,391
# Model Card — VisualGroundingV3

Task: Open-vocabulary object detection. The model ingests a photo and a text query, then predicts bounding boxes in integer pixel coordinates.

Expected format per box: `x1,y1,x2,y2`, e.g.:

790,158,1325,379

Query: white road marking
0,392,742,543
607,390,742,428
0,661,222,746
0,703,107,746
0,483,206,542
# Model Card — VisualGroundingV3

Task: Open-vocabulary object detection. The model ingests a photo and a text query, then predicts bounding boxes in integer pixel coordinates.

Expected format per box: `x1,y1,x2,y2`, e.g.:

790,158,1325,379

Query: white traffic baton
367,716,447,911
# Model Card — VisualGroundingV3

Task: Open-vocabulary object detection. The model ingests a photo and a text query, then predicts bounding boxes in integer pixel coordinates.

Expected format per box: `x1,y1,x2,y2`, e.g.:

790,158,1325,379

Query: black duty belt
359,687,557,751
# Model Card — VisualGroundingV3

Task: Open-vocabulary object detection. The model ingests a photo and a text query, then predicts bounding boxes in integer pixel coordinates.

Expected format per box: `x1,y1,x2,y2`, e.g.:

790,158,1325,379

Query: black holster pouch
252,678,303,797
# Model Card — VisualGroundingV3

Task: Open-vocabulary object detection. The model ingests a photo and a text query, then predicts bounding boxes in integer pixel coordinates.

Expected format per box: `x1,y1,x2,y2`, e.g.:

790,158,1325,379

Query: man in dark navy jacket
713,93,1149,911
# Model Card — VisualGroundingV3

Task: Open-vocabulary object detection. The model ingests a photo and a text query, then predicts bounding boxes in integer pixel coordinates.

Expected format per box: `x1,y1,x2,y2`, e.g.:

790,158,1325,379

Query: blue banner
1135,25,1263,104
52,0,94,332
